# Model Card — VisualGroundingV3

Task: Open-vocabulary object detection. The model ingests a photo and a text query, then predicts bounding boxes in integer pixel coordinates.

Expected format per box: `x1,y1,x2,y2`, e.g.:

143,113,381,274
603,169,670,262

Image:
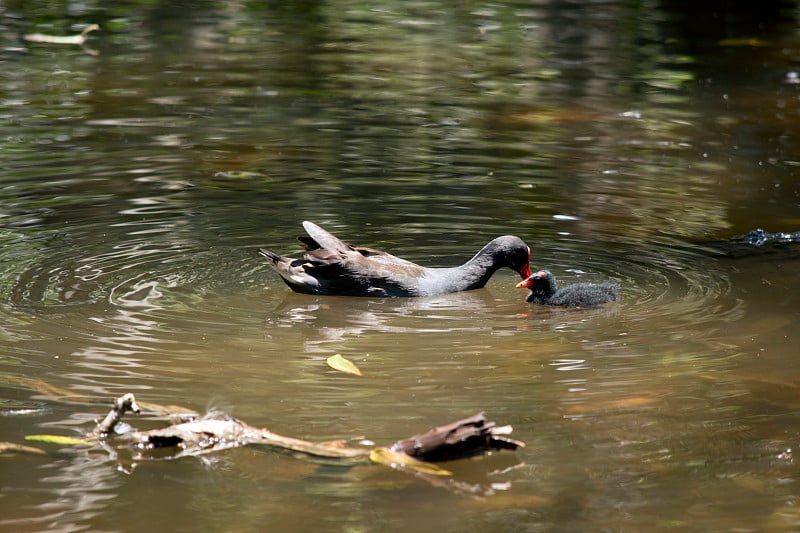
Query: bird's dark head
487,235,531,279
516,269,557,300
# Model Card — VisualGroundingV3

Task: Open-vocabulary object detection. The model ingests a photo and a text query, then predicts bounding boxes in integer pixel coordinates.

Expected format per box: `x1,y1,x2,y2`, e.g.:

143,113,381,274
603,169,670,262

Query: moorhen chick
260,221,532,297
517,269,619,307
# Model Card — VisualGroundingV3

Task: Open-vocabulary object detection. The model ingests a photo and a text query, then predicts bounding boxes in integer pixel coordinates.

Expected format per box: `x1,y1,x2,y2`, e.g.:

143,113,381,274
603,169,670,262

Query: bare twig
93,393,141,437
24,24,100,55
24,24,99,45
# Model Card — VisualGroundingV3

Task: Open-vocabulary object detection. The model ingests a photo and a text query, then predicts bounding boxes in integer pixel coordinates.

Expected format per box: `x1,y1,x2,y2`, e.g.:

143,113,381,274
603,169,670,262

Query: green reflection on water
1,1,800,532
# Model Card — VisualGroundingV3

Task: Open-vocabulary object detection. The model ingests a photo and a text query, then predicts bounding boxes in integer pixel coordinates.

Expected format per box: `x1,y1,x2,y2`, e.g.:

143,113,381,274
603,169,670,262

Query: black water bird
259,221,532,297
517,269,619,307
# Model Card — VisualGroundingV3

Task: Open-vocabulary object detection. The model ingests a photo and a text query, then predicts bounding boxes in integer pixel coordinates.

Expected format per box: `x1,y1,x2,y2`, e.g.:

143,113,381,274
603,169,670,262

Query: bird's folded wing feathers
302,221,353,252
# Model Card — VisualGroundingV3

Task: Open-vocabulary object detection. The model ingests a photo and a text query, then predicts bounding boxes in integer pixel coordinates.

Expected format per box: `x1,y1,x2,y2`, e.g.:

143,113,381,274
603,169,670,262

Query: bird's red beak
516,276,533,289
519,246,532,280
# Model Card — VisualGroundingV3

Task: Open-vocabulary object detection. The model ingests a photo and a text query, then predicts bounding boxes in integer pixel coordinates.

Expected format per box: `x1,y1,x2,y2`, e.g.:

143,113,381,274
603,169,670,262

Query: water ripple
536,236,744,331
3,206,745,354
2,191,260,315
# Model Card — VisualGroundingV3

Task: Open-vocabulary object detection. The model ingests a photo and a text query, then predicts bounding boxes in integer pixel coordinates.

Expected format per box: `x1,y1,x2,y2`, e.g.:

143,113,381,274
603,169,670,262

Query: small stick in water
93,393,141,437
24,24,100,55
24,24,100,45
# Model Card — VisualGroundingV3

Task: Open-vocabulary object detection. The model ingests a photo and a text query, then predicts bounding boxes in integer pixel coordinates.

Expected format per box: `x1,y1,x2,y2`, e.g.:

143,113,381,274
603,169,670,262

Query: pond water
2,1,800,531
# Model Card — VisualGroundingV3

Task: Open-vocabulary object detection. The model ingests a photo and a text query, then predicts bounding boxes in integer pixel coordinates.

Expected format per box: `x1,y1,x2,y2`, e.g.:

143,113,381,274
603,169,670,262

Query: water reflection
1,448,120,533
2,0,800,532
267,290,504,351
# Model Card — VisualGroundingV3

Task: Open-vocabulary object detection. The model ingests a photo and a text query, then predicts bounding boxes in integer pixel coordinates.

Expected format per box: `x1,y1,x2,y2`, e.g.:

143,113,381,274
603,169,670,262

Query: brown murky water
2,2,800,532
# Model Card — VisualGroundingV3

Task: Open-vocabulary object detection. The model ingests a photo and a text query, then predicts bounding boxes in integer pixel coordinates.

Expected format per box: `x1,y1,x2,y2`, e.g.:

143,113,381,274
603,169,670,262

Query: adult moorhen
260,221,532,297
517,269,619,307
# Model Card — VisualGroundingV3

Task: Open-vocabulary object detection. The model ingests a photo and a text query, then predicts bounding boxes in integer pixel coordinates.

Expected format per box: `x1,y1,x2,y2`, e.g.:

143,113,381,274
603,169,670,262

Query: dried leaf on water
25,435,93,446
718,37,771,47
326,354,363,376
466,492,551,509
562,396,658,415
4,375,85,400
0,441,47,455
369,447,453,476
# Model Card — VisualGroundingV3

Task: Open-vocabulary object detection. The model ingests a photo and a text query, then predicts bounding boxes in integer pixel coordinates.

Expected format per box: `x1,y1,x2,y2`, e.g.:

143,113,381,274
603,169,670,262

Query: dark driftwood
389,412,523,462
94,394,523,466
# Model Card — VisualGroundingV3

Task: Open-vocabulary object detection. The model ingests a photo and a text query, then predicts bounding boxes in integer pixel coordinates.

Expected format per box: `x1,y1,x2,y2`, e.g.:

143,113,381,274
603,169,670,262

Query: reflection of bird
260,221,532,297
517,270,619,307
266,289,500,351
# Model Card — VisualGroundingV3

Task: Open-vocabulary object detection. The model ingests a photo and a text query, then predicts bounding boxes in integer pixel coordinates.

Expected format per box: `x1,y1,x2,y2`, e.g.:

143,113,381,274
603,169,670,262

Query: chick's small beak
516,277,532,289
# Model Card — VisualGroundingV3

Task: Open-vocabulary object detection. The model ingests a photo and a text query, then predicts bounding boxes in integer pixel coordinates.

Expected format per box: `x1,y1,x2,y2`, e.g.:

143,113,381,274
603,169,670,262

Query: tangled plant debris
5,391,525,496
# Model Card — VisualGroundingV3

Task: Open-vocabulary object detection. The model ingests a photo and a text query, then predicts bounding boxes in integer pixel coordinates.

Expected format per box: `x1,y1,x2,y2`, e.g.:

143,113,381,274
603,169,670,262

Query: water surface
2,2,800,532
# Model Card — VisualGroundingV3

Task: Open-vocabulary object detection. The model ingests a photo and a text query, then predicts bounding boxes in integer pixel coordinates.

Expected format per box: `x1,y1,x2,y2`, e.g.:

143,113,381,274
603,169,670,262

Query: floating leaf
5,375,82,399
25,435,93,446
718,37,770,47
563,396,658,415
369,447,452,476
326,354,363,376
0,441,47,455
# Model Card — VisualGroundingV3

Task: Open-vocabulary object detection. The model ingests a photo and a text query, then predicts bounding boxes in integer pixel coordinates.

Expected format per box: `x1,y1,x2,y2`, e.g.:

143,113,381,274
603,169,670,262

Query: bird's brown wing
300,221,354,253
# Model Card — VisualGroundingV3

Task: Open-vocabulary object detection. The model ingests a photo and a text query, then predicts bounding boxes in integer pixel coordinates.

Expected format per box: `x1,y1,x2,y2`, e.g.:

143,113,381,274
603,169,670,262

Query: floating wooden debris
4,390,524,495
389,411,523,462
87,394,522,469
24,24,100,55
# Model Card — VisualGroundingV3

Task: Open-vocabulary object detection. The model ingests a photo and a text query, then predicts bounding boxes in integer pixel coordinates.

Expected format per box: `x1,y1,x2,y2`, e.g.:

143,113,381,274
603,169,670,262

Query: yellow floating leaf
369,447,452,476
25,435,93,446
326,354,363,377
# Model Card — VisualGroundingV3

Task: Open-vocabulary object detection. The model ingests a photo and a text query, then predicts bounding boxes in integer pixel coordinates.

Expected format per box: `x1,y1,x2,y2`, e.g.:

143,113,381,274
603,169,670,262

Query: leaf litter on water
326,354,363,376
25,435,93,446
